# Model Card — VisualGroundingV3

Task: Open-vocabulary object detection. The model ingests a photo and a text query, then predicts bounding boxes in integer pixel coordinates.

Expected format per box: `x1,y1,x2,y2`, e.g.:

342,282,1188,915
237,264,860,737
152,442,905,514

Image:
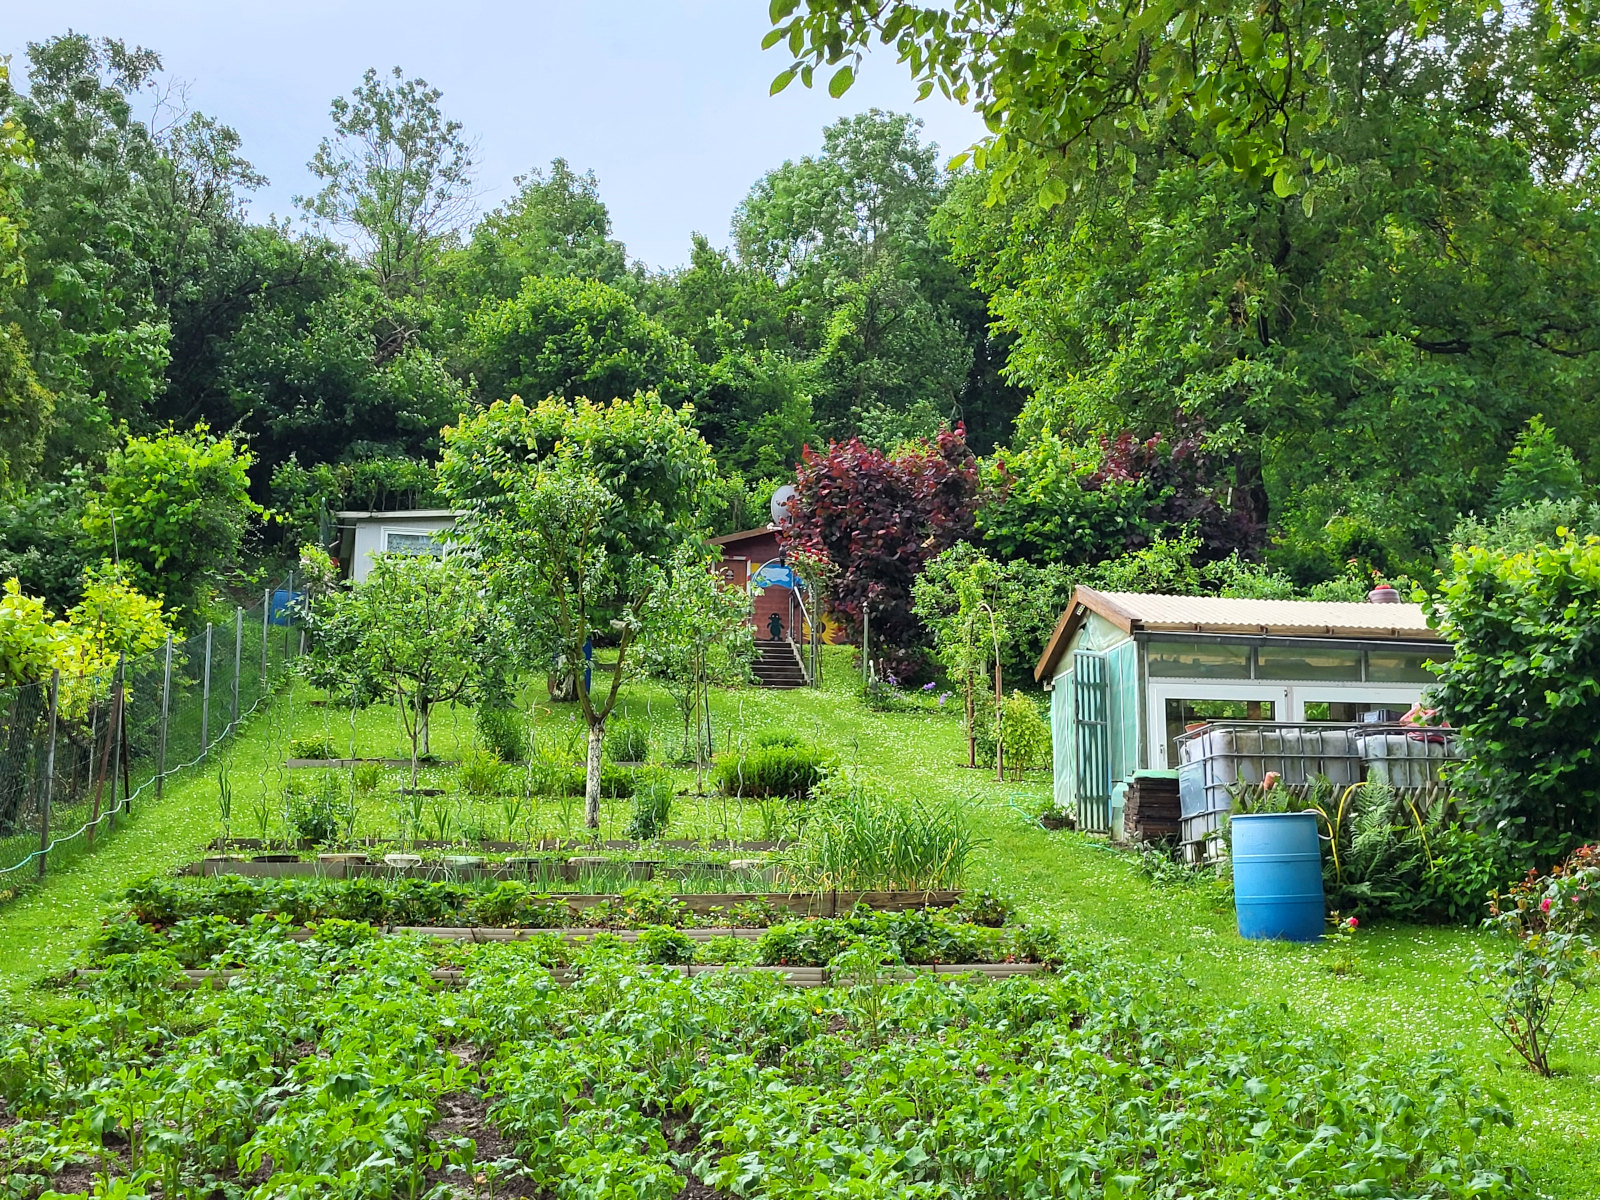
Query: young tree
440,394,717,827
639,541,756,786
80,424,265,624
304,553,491,784
912,544,1006,766
299,66,474,302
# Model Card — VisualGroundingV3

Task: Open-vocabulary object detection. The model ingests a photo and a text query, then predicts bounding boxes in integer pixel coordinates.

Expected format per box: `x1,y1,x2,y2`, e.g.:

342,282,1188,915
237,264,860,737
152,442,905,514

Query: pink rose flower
1540,897,1553,913
1345,916,1358,929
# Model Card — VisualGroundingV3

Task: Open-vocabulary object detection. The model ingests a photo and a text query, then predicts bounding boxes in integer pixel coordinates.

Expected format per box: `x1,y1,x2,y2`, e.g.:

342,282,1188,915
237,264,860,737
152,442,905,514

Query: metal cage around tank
1174,720,1458,860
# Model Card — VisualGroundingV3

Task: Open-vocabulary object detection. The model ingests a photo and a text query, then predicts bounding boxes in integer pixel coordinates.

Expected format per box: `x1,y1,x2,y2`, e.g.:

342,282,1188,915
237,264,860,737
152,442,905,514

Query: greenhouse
1033,588,1455,856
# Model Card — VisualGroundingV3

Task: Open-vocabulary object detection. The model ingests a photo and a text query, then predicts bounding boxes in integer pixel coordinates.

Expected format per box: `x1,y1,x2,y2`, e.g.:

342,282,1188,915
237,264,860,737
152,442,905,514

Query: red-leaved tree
781,425,979,680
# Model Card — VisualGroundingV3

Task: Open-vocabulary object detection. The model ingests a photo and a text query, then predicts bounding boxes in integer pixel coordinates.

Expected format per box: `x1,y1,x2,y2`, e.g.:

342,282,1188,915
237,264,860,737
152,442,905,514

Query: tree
440,394,718,826
1429,533,1600,862
783,425,979,678
469,276,699,409
931,3,1600,582
638,541,756,786
80,424,264,623
299,67,474,305
763,0,1495,198
444,158,627,303
912,543,1005,765
1490,417,1589,515
305,553,490,783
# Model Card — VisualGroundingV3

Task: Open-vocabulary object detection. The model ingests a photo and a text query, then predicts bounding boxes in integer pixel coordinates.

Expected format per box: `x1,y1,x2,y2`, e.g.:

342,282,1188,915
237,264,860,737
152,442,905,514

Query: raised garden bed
72,961,1042,990
207,837,783,853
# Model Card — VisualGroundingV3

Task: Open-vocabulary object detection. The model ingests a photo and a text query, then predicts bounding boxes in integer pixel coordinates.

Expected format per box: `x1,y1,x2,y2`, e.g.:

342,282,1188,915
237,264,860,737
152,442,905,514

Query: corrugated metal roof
334,509,462,520
1091,591,1435,636
1034,586,1439,681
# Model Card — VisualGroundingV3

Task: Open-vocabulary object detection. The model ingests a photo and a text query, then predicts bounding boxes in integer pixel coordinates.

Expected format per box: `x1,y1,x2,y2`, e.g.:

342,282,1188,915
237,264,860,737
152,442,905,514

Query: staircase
753,638,809,689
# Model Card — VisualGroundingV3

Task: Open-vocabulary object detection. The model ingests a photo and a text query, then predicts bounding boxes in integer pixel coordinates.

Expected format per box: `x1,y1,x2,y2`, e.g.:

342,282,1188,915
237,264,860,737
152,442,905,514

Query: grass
0,644,1596,1197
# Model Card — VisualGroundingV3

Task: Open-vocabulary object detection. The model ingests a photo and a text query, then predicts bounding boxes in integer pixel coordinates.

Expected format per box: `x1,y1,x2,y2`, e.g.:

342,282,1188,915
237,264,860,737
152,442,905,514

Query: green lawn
1,645,1595,1197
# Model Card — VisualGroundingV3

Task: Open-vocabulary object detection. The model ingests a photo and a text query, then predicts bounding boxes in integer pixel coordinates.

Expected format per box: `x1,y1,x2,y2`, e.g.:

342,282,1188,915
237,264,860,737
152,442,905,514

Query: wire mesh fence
0,577,303,881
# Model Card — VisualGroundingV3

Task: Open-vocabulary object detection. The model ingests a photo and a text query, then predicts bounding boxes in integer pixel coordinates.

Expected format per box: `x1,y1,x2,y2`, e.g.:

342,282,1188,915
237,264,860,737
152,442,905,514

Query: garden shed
334,509,462,583
1033,588,1454,854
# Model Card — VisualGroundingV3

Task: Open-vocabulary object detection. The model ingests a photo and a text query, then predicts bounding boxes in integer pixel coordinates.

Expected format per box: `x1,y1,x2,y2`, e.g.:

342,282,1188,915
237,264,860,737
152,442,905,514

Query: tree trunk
584,717,604,829
965,682,976,768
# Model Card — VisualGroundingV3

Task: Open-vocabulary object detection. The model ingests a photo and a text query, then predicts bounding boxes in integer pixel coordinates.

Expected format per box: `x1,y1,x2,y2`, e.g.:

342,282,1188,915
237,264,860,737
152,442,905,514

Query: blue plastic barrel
1231,813,1325,942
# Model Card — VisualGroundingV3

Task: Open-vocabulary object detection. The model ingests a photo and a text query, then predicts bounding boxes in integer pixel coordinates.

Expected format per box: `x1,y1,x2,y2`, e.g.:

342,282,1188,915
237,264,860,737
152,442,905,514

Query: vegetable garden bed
5,931,1527,1199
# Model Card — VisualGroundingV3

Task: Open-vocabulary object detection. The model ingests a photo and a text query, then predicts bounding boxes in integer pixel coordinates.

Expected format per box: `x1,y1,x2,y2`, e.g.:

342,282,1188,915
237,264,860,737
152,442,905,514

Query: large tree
299,66,475,309
439,394,717,826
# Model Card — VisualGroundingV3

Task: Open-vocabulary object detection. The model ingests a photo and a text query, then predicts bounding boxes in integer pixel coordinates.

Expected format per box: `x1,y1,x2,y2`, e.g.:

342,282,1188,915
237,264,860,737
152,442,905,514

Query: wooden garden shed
1033,588,1452,850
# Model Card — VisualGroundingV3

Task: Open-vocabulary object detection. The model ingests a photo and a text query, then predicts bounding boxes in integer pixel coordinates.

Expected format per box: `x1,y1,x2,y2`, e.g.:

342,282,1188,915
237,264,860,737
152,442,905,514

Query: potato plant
0,928,1527,1200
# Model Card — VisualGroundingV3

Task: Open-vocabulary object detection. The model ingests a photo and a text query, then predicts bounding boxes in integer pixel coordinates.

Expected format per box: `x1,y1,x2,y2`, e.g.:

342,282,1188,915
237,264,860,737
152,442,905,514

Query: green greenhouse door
1073,651,1111,832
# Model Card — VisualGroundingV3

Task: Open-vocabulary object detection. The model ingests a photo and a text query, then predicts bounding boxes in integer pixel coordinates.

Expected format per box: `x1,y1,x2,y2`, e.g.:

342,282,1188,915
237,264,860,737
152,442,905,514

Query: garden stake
38,669,58,878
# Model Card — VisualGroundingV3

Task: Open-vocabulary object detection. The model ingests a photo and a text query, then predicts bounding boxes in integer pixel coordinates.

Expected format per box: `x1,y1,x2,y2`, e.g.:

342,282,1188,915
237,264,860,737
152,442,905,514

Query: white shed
334,509,462,583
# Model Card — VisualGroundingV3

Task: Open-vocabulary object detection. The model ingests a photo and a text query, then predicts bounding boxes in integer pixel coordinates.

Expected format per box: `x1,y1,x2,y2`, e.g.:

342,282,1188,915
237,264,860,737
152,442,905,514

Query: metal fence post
156,633,172,801
107,656,125,832
201,622,214,754
285,570,295,660
261,587,270,685
232,605,243,730
38,670,59,878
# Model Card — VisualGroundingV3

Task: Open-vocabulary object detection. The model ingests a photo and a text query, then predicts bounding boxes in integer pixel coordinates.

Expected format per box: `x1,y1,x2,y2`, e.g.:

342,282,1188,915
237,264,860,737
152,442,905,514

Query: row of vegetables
1,926,1527,1200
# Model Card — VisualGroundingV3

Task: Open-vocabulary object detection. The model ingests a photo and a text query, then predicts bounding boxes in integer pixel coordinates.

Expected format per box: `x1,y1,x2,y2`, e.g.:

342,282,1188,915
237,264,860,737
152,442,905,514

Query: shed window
1146,640,1251,678
384,530,445,557
1305,700,1410,722
1256,645,1361,681
1366,650,1439,683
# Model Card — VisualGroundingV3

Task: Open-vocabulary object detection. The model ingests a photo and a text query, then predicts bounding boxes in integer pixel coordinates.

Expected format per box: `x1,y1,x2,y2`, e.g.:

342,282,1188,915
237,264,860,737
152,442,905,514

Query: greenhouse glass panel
1366,650,1441,683
1256,645,1361,681
1145,640,1251,679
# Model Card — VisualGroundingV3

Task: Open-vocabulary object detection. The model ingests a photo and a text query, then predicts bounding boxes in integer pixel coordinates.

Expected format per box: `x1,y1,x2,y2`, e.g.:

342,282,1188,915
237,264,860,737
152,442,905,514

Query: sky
6,1,990,271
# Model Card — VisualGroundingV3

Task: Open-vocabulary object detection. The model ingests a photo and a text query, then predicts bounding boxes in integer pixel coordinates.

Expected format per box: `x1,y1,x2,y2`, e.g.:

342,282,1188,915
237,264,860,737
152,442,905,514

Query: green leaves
827,63,855,97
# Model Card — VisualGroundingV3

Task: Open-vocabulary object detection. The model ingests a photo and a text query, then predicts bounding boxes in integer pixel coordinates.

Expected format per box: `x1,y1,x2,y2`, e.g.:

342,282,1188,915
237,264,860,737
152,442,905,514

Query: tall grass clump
714,741,830,799
783,769,978,892
604,719,651,764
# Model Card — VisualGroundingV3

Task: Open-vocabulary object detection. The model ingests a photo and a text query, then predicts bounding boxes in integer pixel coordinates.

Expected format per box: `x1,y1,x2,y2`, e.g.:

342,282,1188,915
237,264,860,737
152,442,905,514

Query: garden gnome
767,611,784,641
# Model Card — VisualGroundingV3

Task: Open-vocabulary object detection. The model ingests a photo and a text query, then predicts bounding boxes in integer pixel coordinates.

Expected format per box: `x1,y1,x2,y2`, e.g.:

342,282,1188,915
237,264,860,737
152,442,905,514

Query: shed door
1073,650,1111,832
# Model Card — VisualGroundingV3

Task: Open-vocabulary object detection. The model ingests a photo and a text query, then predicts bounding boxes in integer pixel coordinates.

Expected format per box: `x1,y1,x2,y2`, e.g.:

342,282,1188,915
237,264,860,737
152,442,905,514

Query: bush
288,777,346,844
459,746,510,797
287,736,336,760
637,924,695,965
604,719,650,763
466,881,569,929
753,729,802,749
1429,532,1600,860
475,704,526,763
997,690,1049,777
626,768,674,840
714,743,829,799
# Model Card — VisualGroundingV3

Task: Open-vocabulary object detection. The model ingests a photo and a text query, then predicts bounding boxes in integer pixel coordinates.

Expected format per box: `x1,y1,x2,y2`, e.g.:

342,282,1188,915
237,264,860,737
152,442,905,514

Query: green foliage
301,554,495,780
458,746,510,797
286,775,346,845
783,769,978,892
80,424,264,622
1429,533,1600,860
1473,848,1600,1075
468,275,698,409
713,743,829,799
626,769,674,841
1489,416,1588,515
1451,498,1600,558
286,736,335,759
603,719,650,763
635,924,694,965
997,689,1049,778
300,66,474,299
473,702,525,764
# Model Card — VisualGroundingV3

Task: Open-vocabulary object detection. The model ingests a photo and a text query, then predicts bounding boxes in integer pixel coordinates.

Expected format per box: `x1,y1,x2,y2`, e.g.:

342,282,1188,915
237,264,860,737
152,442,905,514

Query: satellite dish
770,484,797,525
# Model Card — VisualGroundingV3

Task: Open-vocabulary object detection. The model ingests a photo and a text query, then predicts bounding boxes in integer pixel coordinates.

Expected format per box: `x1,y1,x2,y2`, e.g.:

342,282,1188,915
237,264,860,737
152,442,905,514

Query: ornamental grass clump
782,769,978,892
